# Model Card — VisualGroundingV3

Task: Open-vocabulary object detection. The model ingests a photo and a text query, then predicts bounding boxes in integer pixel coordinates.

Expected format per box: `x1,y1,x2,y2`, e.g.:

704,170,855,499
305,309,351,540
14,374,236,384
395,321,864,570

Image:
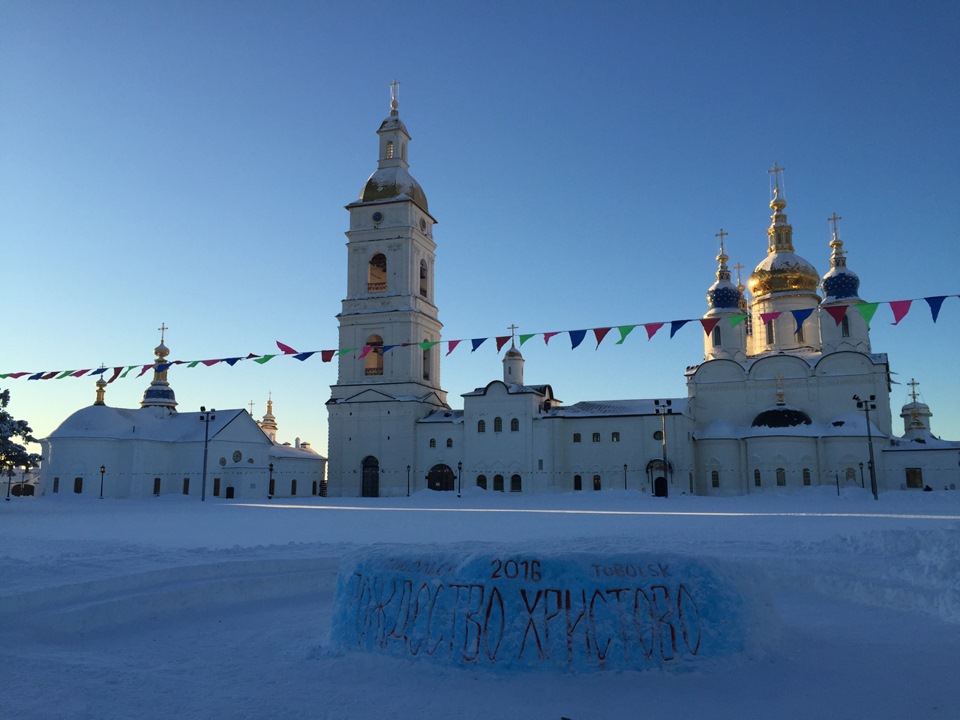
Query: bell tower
326,83,448,497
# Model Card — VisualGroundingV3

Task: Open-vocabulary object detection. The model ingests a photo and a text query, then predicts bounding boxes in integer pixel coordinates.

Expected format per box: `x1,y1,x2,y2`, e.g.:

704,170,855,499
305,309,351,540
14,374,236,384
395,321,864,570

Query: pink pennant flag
760,311,782,325
824,305,847,325
643,322,664,340
543,332,560,345
6,372,29,379
889,299,912,325
70,369,91,377
593,327,611,348
495,336,511,352
202,359,222,367
40,372,58,380
446,340,462,356
700,318,721,335
321,350,336,363
137,364,153,377
358,346,372,360
106,366,123,383
276,341,298,355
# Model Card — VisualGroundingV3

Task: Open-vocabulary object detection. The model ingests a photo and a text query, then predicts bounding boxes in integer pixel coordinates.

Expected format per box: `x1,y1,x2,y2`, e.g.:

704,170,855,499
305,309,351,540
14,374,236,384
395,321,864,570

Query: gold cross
507,324,519,342
827,212,842,238
907,377,920,403
715,228,728,253
248,401,255,415
158,322,168,343
768,163,785,193
733,261,745,285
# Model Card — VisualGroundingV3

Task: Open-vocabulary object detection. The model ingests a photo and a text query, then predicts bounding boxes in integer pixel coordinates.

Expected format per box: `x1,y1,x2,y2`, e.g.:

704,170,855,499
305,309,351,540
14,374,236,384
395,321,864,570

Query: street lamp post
654,399,672,498
457,461,462,498
268,463,274,498
623,463,628,491
853,394,879,500
99,465,106,499
858,462,865,489
406,465,411,497
199,406,216,502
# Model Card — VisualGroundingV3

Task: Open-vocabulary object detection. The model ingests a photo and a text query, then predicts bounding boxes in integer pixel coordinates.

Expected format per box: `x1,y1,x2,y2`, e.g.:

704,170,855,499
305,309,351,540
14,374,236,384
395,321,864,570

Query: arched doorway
647,459,671,497
361,456,380,497
654,476,668,497
427,463,455,491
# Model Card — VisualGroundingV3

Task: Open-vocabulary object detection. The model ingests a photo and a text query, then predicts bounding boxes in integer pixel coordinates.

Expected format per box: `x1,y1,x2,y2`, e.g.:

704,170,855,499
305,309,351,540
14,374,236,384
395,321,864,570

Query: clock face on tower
372,211,384,225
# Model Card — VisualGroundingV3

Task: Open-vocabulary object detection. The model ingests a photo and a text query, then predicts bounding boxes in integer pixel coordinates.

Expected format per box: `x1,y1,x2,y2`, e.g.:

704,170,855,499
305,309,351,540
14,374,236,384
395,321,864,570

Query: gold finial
775,374,785,404
907,378,920,403
389,80,400,115
94,373,107,405
267,392,274,416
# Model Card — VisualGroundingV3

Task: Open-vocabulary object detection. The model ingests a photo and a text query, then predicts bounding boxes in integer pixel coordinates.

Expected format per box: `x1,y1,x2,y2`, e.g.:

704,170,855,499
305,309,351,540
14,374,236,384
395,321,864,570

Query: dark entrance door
225,486,235,499
427,464,455,491
654,476,668,497
362,456,380,497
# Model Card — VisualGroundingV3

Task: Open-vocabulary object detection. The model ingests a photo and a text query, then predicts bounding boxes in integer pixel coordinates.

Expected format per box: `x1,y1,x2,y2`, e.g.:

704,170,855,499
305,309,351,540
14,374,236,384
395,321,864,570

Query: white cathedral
326,88,959,498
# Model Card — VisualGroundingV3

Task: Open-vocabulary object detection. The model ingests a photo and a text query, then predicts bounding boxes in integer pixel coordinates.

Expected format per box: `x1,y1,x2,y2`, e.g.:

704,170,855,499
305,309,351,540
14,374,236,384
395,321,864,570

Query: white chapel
325,88,959,498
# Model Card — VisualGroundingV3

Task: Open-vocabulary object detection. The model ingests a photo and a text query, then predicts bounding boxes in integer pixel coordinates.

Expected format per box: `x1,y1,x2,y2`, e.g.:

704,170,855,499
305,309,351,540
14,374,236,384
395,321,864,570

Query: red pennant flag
700,318,721,335
593,327,611,348
543,332,560,345
202,359,222,367
106,366,123,383
276,341,298,355
889,299,912,325
495,336,511,352
824,305,847,325
6,372,29,378
321,350,336,362
41,372,58,380
245,353,260,359
760,311,782,325
446,340,462,356
644,322,664,340
137,364,153,377
70,369,91,377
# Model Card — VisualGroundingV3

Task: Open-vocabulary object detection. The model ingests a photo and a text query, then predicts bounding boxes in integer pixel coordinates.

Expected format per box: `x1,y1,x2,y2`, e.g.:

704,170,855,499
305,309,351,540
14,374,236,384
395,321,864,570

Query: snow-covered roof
696,411,885,440
547,398,689,418
462,381,554,398
47,405,258,443
418,410,464,424
886,436,960,452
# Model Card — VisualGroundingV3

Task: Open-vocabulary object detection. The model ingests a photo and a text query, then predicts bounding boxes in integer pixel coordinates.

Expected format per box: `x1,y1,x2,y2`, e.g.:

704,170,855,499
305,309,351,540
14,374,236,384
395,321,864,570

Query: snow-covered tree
0,388,41,472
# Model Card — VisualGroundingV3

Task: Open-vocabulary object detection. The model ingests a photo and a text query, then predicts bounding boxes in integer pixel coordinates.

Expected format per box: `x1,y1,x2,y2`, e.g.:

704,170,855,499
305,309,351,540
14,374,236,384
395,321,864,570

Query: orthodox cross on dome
733,261,745,285
248,401,255,416
158,322,168,344
389,80,400,114
768,163,786,196
907,377,921,403
827,212,843,239
715,228,728,252
507,323,519,348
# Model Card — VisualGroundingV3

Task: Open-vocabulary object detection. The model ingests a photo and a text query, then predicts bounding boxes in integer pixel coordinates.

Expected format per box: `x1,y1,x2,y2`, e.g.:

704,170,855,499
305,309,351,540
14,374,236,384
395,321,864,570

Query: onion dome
820,214,861,303
356,81,429,213
747,187,820,298
751,405,813,428
706,231,743,311
140,331,177,410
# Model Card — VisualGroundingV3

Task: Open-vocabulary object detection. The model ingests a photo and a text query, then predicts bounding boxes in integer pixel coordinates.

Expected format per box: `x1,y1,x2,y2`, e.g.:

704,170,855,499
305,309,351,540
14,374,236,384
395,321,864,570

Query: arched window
493,474,504,492
477,419,486,433
765,319,775,345
477,474,487,489
841,315,850,338
712,325,722,347
845,467,857,484
776,468,786,486
422,342,431,381
362,456,380,497
291,479,297,496
385,140,394,159
711,470,720,488
429,438,436,448
802,468,811,486
510,418,519,432
592,432,601,443
365,335,384,375
797,322,805,344
573,474,582,491
419,260,428,297
611,432,620,443
510,474,522,492
592,475,602,491
368,254,387,293
754,469,761,487
446,438,453,448
494,417,503,433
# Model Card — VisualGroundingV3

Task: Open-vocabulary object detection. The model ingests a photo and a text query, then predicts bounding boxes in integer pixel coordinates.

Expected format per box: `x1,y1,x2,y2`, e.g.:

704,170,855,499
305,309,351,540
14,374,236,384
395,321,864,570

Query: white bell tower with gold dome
326,83,449,497
702,229,747,362
746,166,823,357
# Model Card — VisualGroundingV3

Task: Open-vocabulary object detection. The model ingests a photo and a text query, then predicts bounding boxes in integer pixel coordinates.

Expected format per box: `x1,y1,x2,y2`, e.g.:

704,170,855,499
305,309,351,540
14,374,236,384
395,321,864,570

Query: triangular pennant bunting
293,352,316,361
700,318,721,335
276,341,298,355
644,322,664,340
418,341,440,351
518,334,535,346
889,299,912,325
760,311,782,325
321,350,336,362
856,302,880,327
446,340,461,356
824,305,847,325
729,314,747,327
543,332,560,345
495,336,511,352
669,320,689,338
569,329,587,349
616,325,636,344
253,355,277,364
593,327,611,348
358,346,372,360
471,338,487,352
925,295,947,323
791,308,814,334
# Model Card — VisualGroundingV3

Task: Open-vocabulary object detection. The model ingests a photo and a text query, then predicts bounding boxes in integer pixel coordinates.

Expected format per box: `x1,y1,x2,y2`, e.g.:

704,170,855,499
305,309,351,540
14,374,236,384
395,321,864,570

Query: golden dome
748,252,820,297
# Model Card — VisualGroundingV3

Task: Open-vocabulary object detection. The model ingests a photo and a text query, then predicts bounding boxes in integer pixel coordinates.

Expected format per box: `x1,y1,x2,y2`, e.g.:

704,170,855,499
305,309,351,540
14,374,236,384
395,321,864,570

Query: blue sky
3,0,959,456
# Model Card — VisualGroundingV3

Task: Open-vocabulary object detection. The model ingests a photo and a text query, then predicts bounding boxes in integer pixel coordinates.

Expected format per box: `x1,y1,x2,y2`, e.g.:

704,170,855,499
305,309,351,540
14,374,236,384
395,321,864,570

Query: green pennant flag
0,373,9,379
615,325,636,344
187,360,201,368
729,314,747,327
518,334,535,346
856,302,880,327
56,370,74,379
119,365,137,379
337,347,356,356
418,341,440,350
254,354,277,364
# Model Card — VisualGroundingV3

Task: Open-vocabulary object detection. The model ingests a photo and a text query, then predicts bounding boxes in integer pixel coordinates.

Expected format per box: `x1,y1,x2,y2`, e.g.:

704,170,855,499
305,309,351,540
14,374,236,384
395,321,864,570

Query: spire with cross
768,163,786,197
158,322,168,344
907,377,921,403
827,212,842,240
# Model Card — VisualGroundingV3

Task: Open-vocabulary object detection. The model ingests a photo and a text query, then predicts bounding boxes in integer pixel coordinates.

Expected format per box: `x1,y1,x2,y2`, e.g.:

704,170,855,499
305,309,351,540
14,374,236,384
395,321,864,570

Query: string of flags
2,294,956,384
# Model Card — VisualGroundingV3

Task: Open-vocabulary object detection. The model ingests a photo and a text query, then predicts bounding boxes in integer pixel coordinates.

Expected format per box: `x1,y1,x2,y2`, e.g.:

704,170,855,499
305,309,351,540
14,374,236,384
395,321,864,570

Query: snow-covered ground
2,488,959,720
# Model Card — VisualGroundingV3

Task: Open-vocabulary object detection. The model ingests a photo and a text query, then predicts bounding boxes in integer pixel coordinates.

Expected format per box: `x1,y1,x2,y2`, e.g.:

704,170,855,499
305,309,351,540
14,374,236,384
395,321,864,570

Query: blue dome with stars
707,281,742,310
821,266,861,303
